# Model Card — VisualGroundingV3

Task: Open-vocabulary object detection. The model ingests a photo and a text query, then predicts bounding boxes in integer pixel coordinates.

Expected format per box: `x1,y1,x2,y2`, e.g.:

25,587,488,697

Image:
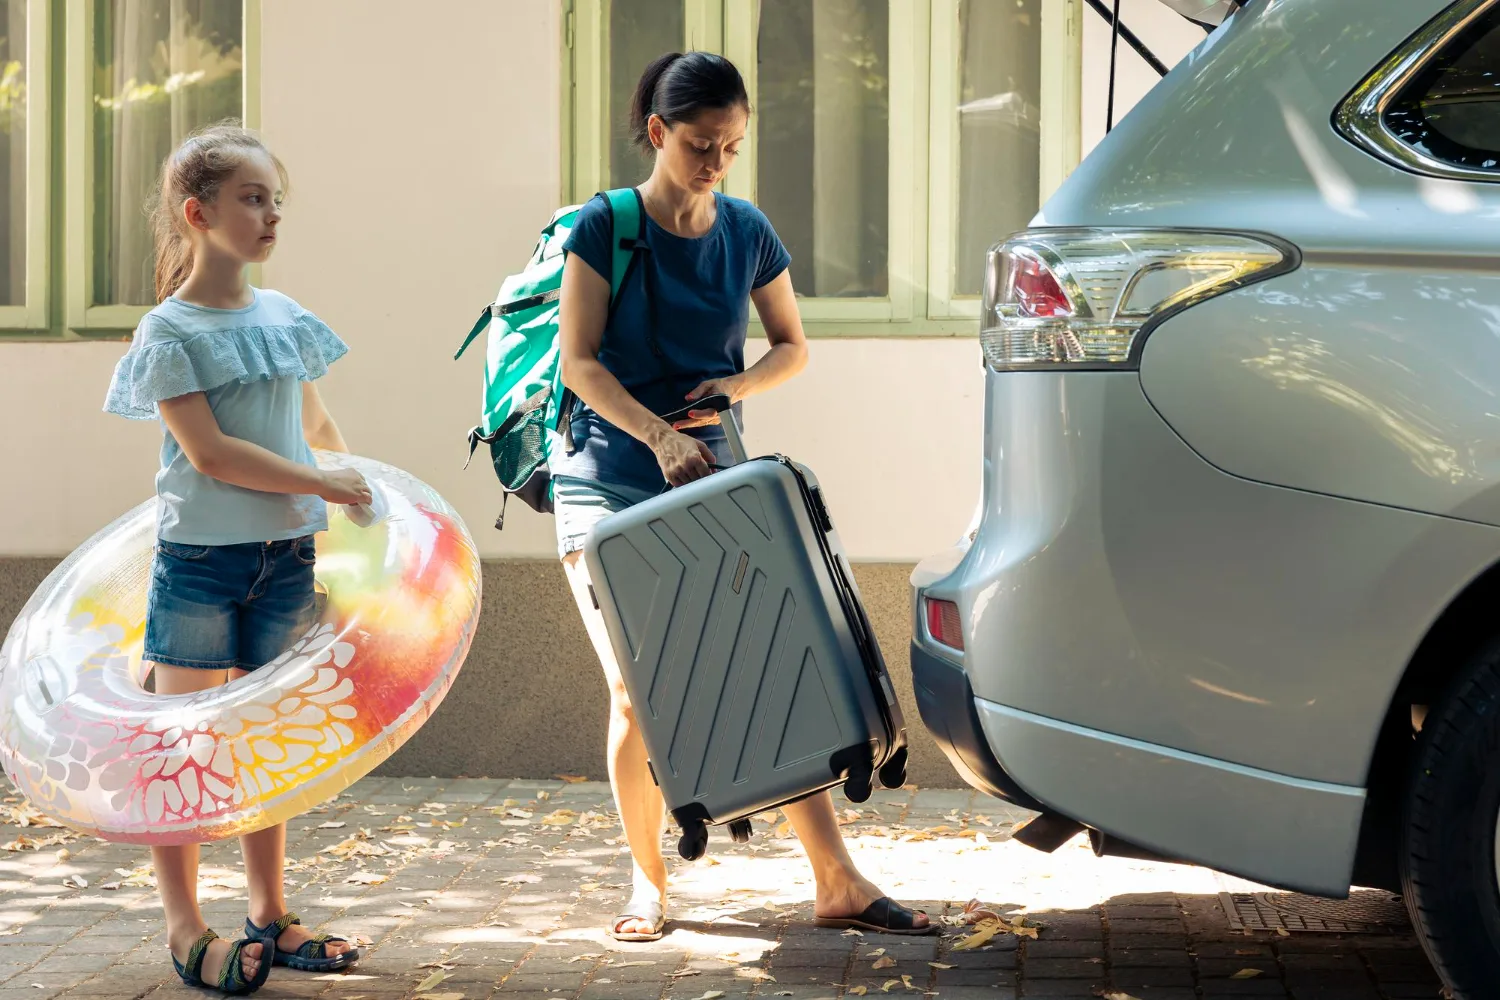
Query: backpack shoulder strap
601,187,644,307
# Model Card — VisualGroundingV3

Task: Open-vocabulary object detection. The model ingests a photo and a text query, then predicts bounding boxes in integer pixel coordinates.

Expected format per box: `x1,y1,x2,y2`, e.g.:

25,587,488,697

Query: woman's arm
673,270,809,429
301,381,350,452
159,393,370,504
558,254,715,485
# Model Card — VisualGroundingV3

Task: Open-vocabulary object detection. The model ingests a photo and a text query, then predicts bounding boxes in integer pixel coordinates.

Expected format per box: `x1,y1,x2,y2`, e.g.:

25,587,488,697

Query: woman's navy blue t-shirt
557,192,791,494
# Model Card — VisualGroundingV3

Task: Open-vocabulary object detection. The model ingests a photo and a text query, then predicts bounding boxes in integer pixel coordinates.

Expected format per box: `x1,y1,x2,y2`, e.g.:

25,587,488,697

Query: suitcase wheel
677,820,709,861
728,819,753,844
878,746,909,790
844,761,874,804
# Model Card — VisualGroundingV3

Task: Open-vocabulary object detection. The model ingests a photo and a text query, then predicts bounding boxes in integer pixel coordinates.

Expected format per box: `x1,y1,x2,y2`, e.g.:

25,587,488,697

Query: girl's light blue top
103,288,348,546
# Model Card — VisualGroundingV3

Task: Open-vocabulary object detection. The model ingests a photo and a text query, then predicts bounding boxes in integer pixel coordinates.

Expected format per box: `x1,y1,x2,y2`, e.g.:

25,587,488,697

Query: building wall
0,0,1202,782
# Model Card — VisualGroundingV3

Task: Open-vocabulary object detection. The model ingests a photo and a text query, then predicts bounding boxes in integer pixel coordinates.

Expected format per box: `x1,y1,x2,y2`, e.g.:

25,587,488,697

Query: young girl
556,52,934,942
104,123,368,995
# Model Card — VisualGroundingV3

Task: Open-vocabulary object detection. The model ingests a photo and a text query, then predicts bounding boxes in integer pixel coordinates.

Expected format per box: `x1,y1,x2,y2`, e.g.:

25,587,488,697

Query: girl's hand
318,468,372,505
651,429,716,487
672,376,745,430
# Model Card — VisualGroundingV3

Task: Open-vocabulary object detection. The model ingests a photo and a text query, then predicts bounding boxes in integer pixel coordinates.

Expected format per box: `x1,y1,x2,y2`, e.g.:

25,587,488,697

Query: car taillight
981,229,1294,371
925,598,964,651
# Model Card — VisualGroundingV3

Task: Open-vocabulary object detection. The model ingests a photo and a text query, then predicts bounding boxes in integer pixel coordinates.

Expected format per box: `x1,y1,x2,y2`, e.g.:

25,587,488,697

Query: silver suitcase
583,394,908,860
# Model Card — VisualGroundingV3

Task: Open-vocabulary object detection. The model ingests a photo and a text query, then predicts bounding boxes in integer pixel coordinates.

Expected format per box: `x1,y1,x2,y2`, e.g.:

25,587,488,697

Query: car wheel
1401,640,1500,997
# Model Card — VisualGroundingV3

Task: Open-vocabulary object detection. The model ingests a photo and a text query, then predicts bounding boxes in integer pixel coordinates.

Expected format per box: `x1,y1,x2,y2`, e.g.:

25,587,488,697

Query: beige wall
0,0,1204,562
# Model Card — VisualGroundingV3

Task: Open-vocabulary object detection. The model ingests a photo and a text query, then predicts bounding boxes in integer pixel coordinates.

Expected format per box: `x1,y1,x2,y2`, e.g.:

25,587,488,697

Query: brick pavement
0,778,1442,999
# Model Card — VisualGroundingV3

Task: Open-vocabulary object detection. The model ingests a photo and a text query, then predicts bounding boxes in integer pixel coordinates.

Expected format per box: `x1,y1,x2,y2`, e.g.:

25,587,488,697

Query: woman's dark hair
629,51,749,152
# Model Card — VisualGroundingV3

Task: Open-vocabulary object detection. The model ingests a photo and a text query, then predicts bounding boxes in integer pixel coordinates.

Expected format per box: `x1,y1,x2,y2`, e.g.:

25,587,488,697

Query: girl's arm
301,381,349,452
673,270,809,429
159,393,369,503
558,254,716,486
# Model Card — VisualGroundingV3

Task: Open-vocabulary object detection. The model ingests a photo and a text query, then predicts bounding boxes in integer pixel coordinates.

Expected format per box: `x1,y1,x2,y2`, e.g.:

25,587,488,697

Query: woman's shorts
553,475,659,561
144,536,319,671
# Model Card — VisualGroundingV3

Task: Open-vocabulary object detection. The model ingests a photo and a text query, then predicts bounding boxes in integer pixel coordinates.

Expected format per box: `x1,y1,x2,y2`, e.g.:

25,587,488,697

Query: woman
555,50,933,943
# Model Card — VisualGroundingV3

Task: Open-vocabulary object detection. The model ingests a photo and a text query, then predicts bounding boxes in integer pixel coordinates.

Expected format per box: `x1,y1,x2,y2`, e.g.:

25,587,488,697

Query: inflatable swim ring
0,451,480,845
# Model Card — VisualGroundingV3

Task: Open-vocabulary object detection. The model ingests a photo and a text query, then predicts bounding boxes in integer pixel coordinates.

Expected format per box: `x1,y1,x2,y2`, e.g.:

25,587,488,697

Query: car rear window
1384,3,1500,173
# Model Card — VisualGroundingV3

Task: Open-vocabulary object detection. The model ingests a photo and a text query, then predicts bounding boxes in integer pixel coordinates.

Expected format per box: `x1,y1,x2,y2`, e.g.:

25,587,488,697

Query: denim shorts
144,536,319,671
553,475,659,560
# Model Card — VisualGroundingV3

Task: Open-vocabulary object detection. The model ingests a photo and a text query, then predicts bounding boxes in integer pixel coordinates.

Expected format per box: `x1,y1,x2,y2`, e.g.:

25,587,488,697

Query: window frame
563,0,1083,337
1336,0,1500,184
0,0,52,330
57,0,262,337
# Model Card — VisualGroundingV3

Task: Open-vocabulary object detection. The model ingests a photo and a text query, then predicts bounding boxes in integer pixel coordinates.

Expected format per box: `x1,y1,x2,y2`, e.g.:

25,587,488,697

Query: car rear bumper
908,369,1500,893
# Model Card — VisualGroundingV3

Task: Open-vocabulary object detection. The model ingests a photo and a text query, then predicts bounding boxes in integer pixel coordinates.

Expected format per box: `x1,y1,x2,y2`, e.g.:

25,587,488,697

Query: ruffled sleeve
103,310,350,421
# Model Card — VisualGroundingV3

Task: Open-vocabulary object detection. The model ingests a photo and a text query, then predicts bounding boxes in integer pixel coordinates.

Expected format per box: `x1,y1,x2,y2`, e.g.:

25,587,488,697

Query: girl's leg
152,665,265,983
562,551,668,936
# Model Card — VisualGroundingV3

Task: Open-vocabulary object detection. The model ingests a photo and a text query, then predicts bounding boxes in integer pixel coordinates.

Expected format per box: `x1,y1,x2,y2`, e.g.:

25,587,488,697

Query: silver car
909,0,1500,993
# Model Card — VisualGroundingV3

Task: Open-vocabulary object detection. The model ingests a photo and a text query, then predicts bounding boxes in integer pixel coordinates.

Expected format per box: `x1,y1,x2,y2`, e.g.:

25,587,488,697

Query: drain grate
1220,890,1410,934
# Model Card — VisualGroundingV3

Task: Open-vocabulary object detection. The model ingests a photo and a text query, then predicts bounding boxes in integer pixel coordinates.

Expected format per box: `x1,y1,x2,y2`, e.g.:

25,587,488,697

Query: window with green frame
0,0,258,340
563,0,1081,336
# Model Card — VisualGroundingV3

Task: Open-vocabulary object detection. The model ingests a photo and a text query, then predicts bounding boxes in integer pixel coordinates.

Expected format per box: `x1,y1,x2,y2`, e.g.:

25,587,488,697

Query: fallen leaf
1102,993,1143,1000
413,971,451,992
668,969,702,979
344,871,388,885
318,821,347,830
611,961,655,968
900,975,913,990
1230,969,1263,980
880,979,901,993
691,992,726,1000
953,918,1006,951
540,810,578,827
872,956,896,970
62,875,87,889
960,898,1002,925
841,927,864,937
556,774,590,783
500,873,541,885
848,989,868,997
929,962,953,969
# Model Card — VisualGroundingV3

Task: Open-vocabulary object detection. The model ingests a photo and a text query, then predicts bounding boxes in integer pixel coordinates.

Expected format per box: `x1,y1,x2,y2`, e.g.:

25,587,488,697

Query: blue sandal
173,929,272,995
245,912,361,972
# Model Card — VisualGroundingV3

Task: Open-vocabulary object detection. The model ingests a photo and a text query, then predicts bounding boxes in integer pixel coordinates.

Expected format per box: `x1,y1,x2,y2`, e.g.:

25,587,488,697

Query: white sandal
608,896,665,942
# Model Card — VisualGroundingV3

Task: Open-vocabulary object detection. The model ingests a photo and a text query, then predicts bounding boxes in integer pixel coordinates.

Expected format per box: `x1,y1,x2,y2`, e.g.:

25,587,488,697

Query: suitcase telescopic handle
658,392,748,465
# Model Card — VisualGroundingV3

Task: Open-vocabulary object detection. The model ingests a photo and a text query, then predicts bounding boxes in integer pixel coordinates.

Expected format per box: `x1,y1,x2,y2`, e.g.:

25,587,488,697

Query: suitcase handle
658,393,748,465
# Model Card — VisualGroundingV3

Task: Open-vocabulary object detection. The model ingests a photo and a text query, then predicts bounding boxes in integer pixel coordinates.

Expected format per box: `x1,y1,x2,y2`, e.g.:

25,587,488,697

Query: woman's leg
562,550,668,935
152,665,265,983
783,791,931,930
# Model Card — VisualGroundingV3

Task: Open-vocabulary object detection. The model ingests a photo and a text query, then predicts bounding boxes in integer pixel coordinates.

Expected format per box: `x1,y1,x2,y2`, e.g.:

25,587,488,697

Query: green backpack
454,188,646,529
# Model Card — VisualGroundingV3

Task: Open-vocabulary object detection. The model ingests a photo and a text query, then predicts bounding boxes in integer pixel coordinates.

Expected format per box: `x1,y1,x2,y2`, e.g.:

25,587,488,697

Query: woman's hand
318,468,372,505
671,375,745,430
650,428,716,487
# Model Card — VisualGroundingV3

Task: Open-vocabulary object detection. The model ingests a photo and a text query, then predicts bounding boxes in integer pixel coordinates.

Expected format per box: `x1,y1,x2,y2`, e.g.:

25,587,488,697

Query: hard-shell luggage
582,394,908,860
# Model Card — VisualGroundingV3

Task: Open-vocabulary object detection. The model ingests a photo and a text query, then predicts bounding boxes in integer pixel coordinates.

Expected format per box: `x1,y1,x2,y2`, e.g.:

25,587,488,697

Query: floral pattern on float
0,451,481,845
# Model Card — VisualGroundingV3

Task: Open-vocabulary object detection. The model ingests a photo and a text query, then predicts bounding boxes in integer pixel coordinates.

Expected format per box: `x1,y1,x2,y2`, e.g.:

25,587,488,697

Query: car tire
1401,640,1500,998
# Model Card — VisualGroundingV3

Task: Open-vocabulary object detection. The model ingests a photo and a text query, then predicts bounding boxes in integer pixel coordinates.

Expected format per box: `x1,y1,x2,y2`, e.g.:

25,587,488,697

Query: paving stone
0,782,1449,999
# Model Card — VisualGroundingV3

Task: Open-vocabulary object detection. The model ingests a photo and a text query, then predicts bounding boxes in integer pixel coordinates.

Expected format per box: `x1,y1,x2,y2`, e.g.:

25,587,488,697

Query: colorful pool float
0,452,480,845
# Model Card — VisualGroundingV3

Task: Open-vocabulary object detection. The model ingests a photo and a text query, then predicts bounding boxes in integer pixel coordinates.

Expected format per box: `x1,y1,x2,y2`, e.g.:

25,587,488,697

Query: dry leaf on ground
345,871,388,885
556,774,589,783
929,962,953,970
952,917,1006,951
1102,993,1143,1000
1230,969,1263,980
413,970,451,992
872,956,896,970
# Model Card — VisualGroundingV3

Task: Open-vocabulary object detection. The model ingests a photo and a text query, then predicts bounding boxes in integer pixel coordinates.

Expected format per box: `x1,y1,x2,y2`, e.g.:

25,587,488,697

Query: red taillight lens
1009,253,1073,318
925,598,964,651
